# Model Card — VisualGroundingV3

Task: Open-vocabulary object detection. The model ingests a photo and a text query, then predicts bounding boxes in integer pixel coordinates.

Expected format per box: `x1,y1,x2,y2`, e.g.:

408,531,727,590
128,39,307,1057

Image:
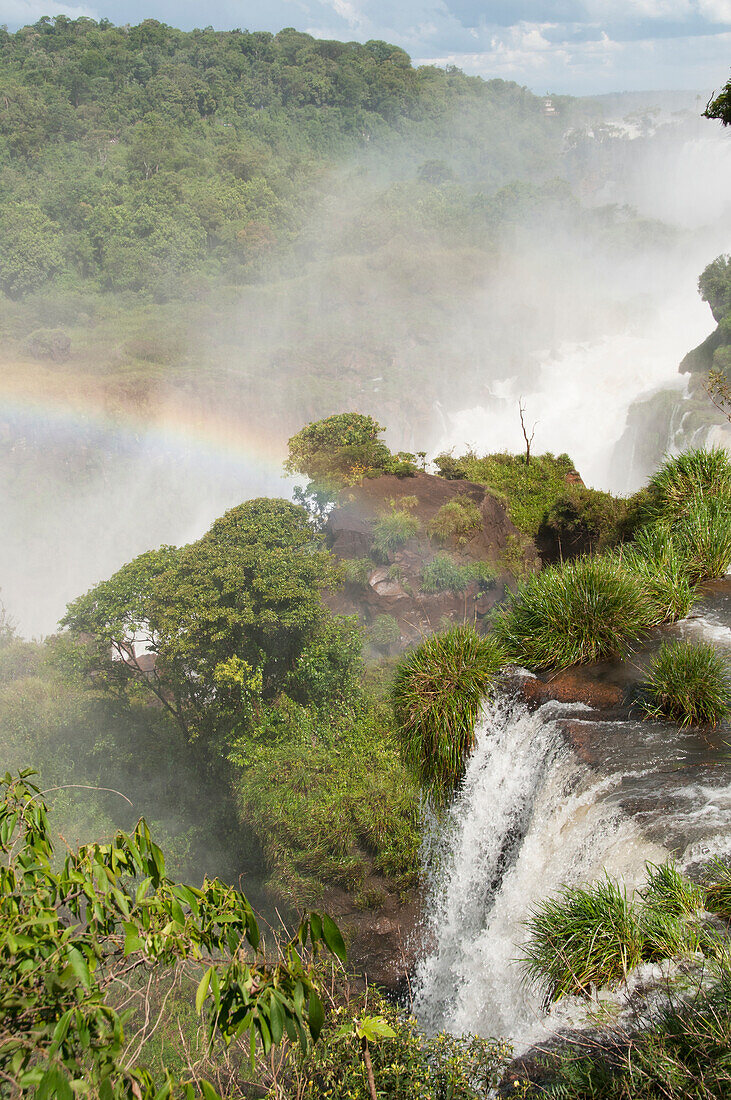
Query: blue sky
1,0,730,95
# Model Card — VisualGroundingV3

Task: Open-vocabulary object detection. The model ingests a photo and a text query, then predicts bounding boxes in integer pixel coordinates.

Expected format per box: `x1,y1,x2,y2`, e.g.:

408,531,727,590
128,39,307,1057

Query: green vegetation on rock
438,451,577,537
392,625,504,804
640,640,731,727
521,862,720,1005
420,554,497,594
494,554,651,670
229,696,419,902
427,495,482,544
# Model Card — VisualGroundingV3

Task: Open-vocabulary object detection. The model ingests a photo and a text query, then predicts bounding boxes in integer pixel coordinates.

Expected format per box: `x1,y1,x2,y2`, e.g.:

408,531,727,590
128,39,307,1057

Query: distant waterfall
414,696,666,1051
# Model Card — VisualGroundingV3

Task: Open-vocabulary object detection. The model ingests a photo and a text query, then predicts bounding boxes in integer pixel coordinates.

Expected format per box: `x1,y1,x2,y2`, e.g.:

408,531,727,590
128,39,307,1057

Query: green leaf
308,989,324,1042
65,946,91,992
322,914,347,963
123,922,144,956
195,966,213,1014
37,1068,73,1100
358,1015,396,1043
200,1082,221,1100
268,996,284,1045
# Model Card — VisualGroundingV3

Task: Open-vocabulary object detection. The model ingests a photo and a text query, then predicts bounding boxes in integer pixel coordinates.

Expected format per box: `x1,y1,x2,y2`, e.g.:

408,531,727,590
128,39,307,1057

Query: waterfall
414,695,667,1051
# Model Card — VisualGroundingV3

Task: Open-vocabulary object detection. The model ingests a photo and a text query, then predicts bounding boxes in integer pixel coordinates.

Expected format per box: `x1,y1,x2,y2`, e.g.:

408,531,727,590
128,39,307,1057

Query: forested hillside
0,17,579,301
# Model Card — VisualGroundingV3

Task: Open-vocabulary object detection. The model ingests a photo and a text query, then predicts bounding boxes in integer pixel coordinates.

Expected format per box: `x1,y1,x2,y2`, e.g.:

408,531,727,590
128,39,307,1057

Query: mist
1,95,730,639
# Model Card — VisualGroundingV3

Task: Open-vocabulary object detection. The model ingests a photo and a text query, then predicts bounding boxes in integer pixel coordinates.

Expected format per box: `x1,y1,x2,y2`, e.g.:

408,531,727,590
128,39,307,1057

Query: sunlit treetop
704,73,731,126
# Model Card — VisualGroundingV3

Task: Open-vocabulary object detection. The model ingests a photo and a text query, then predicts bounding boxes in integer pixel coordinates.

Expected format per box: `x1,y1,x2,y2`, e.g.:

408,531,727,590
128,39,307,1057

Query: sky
1,0,730,96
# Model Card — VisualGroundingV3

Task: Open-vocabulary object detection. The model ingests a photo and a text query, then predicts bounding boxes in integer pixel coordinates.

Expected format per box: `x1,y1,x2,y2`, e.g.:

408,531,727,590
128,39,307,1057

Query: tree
0,770,345,1099
705,72,731,126
698,254,731,323
285,413,393,487
60,500,358,749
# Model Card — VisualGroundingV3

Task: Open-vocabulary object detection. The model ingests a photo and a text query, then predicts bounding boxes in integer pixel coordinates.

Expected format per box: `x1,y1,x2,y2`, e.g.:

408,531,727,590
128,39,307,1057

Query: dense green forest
0,16,580,302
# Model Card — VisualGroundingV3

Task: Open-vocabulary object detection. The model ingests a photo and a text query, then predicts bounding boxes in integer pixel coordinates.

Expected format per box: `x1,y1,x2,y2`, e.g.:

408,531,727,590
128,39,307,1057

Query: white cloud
698,0,731,22
0,0,98,25
417,27,731,94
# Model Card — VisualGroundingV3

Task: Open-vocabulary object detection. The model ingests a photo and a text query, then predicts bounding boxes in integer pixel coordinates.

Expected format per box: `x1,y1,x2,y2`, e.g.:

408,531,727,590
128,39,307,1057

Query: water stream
414,583,731,1051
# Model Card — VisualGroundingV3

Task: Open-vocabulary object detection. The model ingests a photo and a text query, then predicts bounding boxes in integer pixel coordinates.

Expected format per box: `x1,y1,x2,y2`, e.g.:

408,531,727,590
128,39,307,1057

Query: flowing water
415,581,731,1051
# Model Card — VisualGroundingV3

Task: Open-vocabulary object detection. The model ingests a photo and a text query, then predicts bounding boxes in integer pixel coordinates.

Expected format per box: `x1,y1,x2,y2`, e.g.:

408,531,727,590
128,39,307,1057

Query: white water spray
414,696,667,1051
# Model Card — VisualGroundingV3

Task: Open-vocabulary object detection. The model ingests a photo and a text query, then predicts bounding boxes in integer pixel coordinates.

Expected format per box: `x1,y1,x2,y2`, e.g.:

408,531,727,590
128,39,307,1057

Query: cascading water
414,694,669,1050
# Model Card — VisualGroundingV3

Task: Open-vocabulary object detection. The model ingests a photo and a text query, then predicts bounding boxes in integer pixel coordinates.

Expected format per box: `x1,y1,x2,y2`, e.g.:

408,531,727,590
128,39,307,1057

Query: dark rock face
321,881,422,994
325,470,536,650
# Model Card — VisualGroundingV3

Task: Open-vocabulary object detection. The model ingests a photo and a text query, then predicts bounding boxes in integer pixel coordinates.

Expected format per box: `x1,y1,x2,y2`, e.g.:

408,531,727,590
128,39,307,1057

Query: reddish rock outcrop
325,471,537,650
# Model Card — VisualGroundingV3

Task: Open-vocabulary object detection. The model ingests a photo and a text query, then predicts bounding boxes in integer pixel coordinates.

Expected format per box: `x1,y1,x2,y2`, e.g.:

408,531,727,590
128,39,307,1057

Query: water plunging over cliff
414,697,666,1048
414,619,731,1050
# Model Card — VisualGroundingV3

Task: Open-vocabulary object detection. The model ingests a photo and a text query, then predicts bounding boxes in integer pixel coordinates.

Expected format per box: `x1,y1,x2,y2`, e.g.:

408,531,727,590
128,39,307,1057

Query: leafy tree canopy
0,769,345,1099
698,253,731,323
705,73,731,126
285,412,393,486
60,498,359,747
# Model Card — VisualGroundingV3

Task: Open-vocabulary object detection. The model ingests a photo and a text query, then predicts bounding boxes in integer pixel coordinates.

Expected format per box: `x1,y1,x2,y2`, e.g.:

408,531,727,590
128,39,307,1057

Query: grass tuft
640,639,731,728
617,526,698,625
522,862,719,1007
371,509,421,560
427,496,482,544
392,625,504,804
493,554,651,670
642,861,706,915
643,446,731,524
420,554,497,595
521,877,645,1003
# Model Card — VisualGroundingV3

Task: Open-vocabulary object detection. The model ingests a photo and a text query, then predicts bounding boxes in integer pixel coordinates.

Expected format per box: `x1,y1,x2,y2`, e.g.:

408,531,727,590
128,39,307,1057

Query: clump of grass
521,877,645,1003
704,861,731,919
643,446,731,523
617,526,698,625
642,861,706,915
522,863,716,1007
369,613,401,654
640,640,731,727
428,496,482,544
371,509,421,560
670,497,731,582
342,557,373,588
420,554,497,595
392,625,504,804
493,554,651,670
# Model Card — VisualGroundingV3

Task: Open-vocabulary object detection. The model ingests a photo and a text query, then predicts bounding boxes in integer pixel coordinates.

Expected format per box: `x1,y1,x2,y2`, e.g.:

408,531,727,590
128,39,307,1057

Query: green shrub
370,614,401,654
493,555,652,670
640,640,731,727
643,447,731,523
428,496,482,544
617,526,698,625
342,557,373,588
522,864,710,1006
542,486,634,554
372,509,421,560
392,625,504,803
454,451,578,536
285,413,393,486
302,988,511,1100
522,877,645,1003
434,453,469,480
230,696,420,901
420,554,497,594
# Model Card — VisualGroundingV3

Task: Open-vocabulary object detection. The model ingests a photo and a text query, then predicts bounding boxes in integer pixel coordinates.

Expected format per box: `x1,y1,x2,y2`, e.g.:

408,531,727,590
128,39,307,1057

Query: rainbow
0,370,288,481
